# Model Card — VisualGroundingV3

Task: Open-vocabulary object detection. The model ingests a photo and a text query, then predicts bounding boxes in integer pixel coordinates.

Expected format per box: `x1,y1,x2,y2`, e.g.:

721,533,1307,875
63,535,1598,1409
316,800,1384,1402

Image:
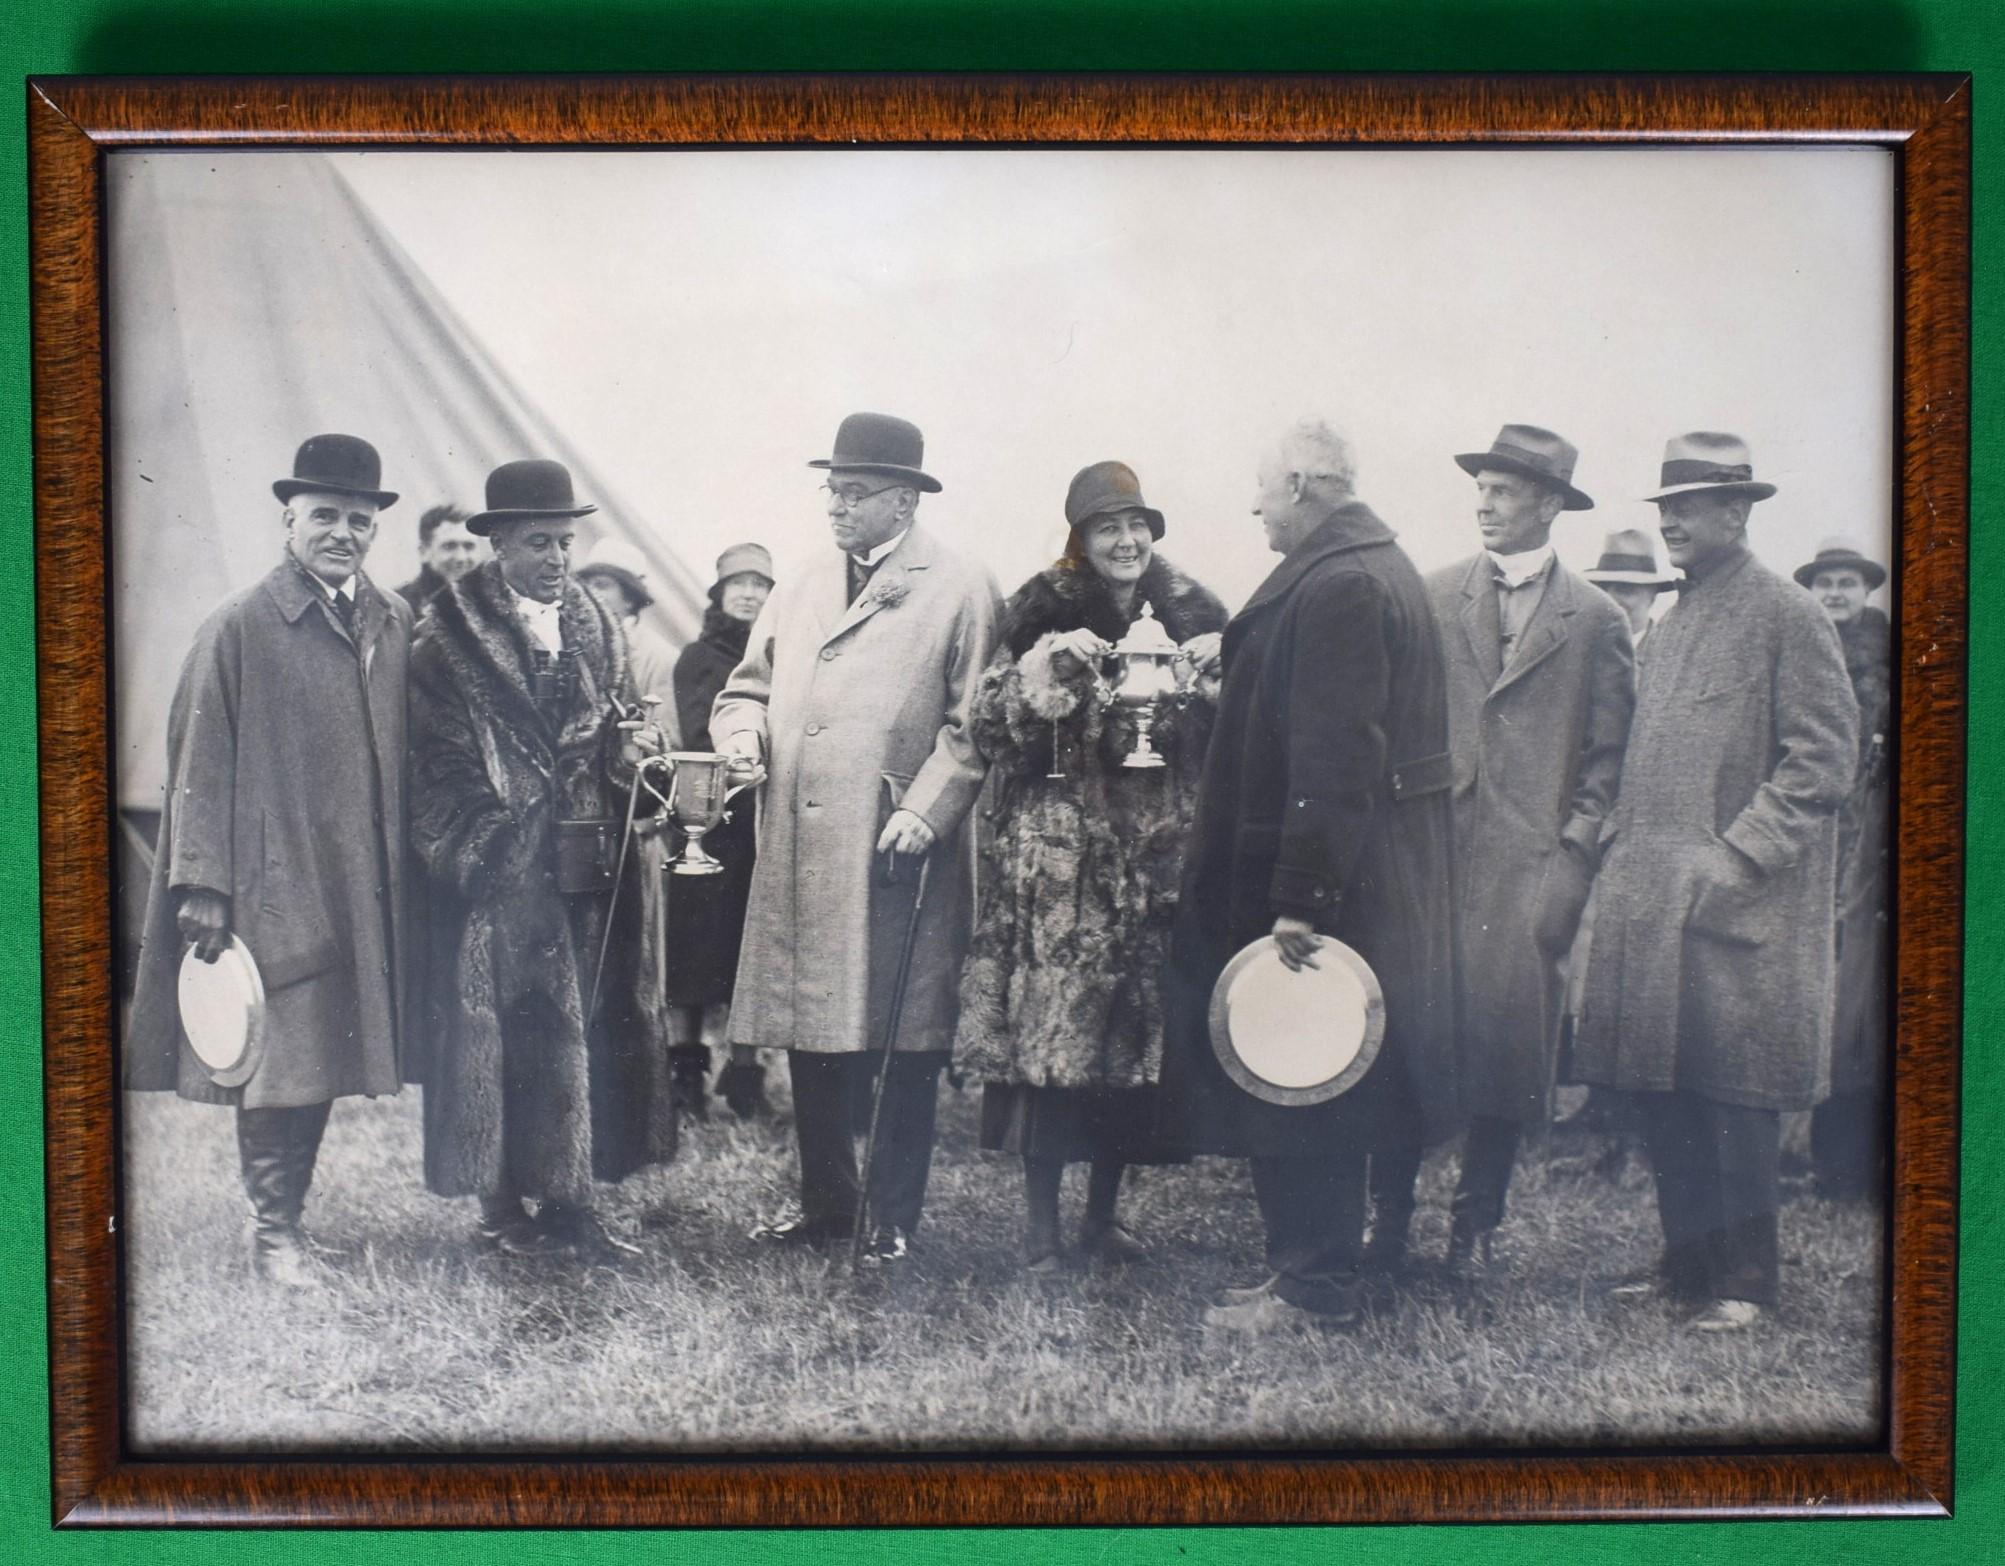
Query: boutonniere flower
862,577,910,610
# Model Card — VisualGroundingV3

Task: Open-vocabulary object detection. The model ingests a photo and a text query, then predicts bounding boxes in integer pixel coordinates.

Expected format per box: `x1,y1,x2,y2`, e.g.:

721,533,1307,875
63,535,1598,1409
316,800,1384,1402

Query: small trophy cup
1107,602,1185,769
664,751,757,875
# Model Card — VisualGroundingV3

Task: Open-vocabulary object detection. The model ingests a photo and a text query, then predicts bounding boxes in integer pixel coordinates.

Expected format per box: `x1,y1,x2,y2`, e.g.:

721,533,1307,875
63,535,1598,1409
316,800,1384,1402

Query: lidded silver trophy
1106,602,1186,769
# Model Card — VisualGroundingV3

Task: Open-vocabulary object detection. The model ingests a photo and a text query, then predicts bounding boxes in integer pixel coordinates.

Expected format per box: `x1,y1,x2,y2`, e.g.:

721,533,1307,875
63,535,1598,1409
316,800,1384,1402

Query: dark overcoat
1831,607,1892,1095
1160,503,1460,1158
712,521,1002,1055
127,557,411,1108
409,561,675,1202
1573,547,1858,1109
1425,555,1634,1123
954,555,1227,1089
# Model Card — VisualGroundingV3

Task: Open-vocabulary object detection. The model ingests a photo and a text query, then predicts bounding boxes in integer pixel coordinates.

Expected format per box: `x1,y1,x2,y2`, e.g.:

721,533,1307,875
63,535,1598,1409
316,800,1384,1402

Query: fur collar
421,559,629,750
1001,552,1226,658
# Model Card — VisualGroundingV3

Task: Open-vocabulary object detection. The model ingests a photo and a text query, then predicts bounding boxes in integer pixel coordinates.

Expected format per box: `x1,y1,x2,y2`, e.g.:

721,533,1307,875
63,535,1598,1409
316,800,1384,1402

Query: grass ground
122,1076,1883,1455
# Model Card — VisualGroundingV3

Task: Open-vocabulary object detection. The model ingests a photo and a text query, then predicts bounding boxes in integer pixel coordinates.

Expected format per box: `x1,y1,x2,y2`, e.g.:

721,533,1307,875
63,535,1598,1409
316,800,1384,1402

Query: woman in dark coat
953,462,1227,1269
666,543,775,1119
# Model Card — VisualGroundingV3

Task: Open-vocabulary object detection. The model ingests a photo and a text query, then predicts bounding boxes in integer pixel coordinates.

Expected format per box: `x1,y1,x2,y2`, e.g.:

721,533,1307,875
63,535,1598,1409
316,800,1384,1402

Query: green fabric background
1,0,1995,1555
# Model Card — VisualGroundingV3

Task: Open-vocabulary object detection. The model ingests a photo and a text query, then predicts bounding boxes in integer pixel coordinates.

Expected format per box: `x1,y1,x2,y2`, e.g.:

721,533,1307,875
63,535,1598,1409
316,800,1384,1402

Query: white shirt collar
508,583,565,655
852,527,910,570
1485,543,1555,589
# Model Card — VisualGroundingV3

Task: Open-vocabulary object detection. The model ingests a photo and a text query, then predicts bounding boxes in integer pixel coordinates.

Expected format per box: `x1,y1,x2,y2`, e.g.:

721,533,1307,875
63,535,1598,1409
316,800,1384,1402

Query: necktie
331,589,356,635
847,555,876,607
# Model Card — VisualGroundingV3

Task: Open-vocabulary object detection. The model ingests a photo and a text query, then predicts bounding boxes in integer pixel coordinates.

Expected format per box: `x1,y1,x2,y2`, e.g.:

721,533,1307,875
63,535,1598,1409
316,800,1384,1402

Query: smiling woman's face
1079,509,1154,588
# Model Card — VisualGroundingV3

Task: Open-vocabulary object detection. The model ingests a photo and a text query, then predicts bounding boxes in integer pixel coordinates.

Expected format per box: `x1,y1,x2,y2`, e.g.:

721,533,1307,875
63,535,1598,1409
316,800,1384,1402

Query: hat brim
464,502,598,536
1793,557,1887,592
274,479,400,509
709,571,777,603
807,459,943,495
1071,506,1167,541
576,562,653,610
1453,453,1594,511
1642,480,1778,504
1584,570,1677,590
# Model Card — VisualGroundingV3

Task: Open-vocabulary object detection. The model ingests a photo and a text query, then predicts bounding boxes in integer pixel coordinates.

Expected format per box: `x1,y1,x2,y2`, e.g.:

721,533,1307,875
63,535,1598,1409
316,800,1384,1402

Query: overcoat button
806,722,823,736
820,648,838,661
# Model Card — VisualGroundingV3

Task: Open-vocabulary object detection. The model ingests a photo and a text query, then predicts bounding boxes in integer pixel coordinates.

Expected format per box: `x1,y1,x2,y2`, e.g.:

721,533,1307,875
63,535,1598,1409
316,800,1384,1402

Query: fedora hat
1794,536,1886,592
1584,527,1677,590
1064,460,1166,540
272,433,399,509
1642,432,1778,503
1453,424,1594,511
465,459,598,536
709,542,776,603
807,412,942,493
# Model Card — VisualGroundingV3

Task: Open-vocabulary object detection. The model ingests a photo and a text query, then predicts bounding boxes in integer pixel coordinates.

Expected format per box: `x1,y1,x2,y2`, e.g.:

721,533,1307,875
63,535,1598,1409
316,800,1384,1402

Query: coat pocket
1685,839,1769,948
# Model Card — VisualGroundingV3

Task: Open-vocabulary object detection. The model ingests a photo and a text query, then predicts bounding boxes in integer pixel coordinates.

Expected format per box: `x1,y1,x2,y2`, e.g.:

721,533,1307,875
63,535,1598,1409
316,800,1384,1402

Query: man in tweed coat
713,413,1002,1264
1573,433,1857,1332
1371,426,1634,1274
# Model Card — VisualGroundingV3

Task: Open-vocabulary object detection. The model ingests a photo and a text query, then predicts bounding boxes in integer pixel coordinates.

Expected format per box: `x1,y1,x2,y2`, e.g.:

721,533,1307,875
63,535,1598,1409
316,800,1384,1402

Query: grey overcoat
712,520,1002,1054
1572,546,1858,1109
1425,555,1634,1123
127,557,411,1108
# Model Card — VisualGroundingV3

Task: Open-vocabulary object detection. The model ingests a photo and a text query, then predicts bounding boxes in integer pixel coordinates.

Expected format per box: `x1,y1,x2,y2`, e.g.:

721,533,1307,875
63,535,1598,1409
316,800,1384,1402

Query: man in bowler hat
714,412,1002,1264
127,434,413,1289
1370,425,1635,1274
1572,433,1856,1331
408,459,676,1263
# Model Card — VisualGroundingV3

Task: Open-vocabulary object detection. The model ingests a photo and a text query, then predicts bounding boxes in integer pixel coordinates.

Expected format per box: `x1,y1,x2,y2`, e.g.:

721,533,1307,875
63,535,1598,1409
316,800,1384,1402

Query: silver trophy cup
664,751,756,876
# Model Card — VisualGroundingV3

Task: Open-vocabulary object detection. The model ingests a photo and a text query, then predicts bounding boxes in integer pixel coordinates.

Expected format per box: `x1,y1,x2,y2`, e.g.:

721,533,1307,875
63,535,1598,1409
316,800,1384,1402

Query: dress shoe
1690,1298,1764,1333
859,1226,911,1267
750,1204,851,1249
1079,1219,1147,1266
1203,1290,1359,1337
1213,1273,1280,1307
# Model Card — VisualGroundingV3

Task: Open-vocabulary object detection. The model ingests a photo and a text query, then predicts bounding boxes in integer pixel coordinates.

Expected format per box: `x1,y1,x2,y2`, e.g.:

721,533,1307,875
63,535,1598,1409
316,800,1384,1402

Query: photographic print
102,137,1901,1464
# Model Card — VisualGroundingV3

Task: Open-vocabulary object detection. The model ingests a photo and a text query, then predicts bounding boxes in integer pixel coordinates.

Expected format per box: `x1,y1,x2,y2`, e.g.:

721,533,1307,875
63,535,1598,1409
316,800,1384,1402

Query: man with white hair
1161,418,1459,1334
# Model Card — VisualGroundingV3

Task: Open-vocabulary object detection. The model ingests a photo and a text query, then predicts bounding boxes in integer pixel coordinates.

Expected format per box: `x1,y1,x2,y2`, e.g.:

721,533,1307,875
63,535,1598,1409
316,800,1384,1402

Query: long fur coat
953,554,1227,1090
409,561,675,1202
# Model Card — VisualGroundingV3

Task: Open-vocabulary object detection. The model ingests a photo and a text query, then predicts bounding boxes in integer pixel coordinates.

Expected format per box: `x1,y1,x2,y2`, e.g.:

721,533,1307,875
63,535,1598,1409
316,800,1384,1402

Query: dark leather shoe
860,1226,911,1266
750,1204,851,1249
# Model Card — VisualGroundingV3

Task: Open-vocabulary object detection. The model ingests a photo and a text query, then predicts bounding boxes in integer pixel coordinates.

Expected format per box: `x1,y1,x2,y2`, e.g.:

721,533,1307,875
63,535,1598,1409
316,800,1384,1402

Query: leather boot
237,1103,331,1290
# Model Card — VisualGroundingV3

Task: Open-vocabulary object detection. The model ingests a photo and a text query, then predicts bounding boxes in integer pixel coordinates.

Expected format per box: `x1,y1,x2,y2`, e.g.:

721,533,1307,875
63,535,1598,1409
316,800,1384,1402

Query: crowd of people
126,409,1891,1339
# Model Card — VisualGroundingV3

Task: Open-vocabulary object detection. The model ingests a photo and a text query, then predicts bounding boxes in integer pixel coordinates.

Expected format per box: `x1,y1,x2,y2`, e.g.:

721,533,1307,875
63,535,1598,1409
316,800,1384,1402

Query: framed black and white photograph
30,74,1966,1526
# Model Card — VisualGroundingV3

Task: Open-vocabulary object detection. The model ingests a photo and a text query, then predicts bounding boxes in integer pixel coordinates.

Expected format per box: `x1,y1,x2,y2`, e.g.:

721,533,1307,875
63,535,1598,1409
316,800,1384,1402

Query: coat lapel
1458,556,1505,690
824,524,933,647
1492,561,1576,695
1235,502,1398,624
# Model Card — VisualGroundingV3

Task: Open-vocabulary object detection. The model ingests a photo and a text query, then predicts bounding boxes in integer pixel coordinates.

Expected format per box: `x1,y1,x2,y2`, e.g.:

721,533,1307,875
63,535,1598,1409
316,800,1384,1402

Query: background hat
1793,535,1887,592
1642,432,1778,503
466,459,598,535
709,542,776,603
1583,527,1677,590
575,537,653,610
272,433,399,508
1064,460,1166,540
1453,424,1594,511
807,412,942,493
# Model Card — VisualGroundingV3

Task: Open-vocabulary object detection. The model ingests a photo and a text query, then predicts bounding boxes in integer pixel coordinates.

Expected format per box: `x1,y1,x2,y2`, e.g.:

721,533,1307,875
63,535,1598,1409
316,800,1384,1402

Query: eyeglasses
821,481,903,510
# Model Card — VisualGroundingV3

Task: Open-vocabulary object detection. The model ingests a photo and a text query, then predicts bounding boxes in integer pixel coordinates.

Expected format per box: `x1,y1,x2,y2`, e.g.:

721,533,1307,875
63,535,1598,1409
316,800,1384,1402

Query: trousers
1634,1089,1781,1306
1368,1114,1522,1248
789,1050,947,1235
236,1100,333,1237
1250,1151,1369,1317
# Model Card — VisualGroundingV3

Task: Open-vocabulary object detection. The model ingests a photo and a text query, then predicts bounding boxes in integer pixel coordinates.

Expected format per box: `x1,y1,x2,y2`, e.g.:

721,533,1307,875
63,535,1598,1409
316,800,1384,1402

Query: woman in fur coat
953,462,1228,1269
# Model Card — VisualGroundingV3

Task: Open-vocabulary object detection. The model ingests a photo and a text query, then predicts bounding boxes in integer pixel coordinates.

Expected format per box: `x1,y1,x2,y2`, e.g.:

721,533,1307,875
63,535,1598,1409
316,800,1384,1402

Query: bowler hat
1793,536,1886,592
465,459,598,536
272,433,399,509
1583,528,1677,590
709,542,776,604
1454,424,1594,511
1641,432,1777,503
1064,461,1165,540
807,412,942,493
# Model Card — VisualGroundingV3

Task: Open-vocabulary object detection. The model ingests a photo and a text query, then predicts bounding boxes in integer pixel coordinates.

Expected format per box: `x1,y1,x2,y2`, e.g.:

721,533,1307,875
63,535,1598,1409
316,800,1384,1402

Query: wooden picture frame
29,72,1968,1527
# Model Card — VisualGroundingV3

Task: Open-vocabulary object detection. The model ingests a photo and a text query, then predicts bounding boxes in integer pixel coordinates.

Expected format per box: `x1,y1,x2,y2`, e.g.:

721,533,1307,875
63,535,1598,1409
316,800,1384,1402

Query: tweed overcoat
953,555,1227,1090
1425,554,1635,1123
1573,547,1858,1109
408,561,675,1201
128,558,412,1108
712,519,1003,1054
1159,503,1460,1158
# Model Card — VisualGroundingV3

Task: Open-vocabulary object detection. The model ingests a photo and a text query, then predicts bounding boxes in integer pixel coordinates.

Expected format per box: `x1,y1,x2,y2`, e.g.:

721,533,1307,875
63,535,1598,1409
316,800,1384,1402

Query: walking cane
851,847,934,1270
586,699,671,1029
